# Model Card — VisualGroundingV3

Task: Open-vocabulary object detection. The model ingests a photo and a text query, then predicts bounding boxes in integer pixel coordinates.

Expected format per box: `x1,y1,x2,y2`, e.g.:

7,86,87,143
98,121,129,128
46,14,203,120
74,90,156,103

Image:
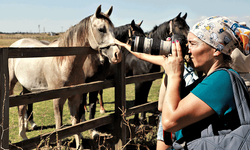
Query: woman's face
187,32,215,72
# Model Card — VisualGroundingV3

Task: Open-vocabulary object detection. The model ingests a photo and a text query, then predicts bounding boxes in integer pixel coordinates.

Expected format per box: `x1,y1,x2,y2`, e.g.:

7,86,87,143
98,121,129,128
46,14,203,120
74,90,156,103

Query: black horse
130,12,189,125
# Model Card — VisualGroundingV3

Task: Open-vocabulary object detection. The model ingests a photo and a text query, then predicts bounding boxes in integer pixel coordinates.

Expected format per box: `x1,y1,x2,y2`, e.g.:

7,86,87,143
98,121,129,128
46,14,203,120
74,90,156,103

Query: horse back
9,38,48,47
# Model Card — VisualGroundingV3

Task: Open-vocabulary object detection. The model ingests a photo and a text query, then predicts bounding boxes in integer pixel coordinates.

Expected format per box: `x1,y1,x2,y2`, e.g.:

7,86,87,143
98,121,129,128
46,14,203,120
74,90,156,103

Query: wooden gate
0,47,162,149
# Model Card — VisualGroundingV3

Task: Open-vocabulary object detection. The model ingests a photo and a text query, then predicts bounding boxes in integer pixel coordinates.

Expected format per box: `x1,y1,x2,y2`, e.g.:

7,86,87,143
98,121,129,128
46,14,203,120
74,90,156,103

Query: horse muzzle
99,44,122,64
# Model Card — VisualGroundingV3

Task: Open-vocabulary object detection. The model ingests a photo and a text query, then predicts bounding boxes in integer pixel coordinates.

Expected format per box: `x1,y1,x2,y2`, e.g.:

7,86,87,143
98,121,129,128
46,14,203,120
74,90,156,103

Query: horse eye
98,27,106,33
178,26,184,29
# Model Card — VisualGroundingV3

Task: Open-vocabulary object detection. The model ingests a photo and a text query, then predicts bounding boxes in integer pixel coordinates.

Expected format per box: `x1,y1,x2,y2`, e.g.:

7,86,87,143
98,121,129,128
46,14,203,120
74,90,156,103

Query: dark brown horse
132,12,189,125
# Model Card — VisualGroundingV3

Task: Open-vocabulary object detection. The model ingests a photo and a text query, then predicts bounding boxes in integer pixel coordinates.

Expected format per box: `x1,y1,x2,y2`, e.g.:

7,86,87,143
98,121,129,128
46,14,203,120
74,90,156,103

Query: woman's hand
114,39,132,52
114,39,124,47
163,40,184,78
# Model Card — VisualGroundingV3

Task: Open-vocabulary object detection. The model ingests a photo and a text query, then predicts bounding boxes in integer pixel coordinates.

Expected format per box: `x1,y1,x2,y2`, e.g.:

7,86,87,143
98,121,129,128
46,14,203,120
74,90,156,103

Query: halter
169,20,174,36
126,26,133,44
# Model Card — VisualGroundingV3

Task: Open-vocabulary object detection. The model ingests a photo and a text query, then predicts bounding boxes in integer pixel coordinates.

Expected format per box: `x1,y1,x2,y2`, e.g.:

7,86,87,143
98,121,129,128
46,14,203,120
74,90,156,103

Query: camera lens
131,36,172,56
131,34,187,57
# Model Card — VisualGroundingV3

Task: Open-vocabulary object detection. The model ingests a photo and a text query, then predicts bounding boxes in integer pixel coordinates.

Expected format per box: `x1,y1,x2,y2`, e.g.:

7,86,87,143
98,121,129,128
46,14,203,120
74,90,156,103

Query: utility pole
38,25,40,33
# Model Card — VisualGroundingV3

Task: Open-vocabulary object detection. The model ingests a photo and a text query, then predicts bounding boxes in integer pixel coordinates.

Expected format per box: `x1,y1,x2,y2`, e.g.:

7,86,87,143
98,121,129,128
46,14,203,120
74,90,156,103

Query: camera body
131,34,187,57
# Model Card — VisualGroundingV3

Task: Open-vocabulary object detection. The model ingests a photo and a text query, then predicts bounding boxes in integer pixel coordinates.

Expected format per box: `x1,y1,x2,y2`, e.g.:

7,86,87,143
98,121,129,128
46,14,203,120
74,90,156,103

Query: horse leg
134,81,153,125
89,91,99,139
18,104,28,140
99,89,105,114
89,91,98,120
68,95,83,150
83,93,88,113
27,103,37,130
22,87,37,130
8,70,28,139
79,93,87,122
9,79,27,140
53,97,66,149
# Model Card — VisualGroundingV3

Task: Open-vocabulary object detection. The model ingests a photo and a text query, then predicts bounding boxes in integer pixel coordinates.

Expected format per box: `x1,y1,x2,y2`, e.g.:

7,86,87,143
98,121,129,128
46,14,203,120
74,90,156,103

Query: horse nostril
115,52,118,60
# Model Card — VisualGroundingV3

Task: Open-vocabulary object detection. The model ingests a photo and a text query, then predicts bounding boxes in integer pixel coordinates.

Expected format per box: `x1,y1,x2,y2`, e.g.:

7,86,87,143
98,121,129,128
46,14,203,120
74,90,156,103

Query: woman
115,16,250,149
230,48,250,96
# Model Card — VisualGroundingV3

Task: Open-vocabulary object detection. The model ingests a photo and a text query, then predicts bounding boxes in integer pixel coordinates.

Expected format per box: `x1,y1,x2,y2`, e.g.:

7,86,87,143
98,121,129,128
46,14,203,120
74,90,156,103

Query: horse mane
58,12,114,47
148,20,172,39
114,21,145,43
58,16,91,47
114,24,131,43
56,12,114,63
151,25,159,33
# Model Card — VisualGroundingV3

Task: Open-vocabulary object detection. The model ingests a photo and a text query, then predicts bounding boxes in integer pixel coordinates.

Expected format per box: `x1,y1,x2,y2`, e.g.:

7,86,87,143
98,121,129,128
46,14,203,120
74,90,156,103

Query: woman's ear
213,50,221,57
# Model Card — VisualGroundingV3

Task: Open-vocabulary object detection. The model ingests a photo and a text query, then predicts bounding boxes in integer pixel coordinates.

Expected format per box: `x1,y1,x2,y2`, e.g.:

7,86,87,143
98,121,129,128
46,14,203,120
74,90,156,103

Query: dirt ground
43,114,159,150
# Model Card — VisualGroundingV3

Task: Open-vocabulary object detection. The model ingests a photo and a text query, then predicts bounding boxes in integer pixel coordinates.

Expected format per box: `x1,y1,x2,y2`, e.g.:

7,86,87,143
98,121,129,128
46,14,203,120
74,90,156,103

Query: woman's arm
158,74,167,111
162,92,215,132
114,39,166,67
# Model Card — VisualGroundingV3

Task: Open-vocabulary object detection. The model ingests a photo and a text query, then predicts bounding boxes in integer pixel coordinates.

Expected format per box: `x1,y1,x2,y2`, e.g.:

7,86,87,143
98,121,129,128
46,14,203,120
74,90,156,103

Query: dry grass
0,33,60,47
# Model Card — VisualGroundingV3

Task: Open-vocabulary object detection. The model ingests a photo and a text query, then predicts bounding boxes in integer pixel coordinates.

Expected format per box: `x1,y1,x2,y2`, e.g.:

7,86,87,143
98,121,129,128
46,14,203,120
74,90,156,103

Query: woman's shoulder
192,68,235,116
204,68,237,84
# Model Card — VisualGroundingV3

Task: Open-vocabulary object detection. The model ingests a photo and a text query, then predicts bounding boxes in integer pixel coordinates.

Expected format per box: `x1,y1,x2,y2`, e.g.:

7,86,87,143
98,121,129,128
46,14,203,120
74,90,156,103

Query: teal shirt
175,69,236,141
191,69,235,116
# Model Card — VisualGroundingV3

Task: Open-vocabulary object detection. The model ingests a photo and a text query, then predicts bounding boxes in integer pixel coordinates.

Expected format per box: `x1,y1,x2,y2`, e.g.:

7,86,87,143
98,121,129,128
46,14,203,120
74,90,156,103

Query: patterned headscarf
190,16,250,55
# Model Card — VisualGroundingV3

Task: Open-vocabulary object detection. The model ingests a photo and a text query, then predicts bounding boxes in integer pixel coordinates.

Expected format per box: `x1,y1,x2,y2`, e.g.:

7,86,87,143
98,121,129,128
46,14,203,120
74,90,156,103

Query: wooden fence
0,47,163,149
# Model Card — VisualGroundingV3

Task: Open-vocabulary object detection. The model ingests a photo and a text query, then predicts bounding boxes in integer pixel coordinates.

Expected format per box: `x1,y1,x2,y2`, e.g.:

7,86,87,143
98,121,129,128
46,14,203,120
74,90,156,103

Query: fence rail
0,47,162,149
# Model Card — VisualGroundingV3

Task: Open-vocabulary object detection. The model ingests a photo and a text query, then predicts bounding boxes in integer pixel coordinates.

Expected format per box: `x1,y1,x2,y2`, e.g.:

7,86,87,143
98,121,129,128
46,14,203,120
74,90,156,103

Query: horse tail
8,58,17,95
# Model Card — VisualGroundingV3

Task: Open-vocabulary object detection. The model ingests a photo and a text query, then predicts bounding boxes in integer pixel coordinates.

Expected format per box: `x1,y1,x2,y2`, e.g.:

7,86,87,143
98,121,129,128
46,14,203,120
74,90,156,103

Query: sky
1,0,250,33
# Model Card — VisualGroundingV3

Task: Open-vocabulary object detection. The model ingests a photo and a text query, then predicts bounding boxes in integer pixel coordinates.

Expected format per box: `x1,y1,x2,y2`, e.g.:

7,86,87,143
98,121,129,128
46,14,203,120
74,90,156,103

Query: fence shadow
26,124,73,132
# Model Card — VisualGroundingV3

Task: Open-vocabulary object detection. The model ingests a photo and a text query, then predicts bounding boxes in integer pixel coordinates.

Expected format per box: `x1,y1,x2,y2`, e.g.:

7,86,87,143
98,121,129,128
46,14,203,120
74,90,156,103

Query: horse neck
52,54,87,86
55,53,87,69
58,18,90,47
84,54,110,82
114,24,130,43
83,54,102,78
148,21,171,40
54,18,90,77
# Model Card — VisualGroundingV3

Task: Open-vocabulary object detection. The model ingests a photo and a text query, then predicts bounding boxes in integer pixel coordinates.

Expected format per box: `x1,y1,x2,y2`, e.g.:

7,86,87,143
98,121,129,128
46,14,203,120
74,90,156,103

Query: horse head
171,12,189,37
130,20,145,40
88,5,122,64
148,12,189,40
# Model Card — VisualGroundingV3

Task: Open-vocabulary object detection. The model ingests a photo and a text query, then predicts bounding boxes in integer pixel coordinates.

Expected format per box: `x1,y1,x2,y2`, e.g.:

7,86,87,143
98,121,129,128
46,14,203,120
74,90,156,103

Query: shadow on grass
26,123,73,132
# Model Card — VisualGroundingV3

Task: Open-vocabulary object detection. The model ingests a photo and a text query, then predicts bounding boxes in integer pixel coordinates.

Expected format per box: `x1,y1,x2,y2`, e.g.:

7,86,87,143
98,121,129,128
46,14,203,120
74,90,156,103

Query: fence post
114,52,126,150
0,48,9,149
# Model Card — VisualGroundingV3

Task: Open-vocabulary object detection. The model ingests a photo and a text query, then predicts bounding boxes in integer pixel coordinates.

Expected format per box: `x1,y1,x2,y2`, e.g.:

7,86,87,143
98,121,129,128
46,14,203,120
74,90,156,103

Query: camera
130,34,187,57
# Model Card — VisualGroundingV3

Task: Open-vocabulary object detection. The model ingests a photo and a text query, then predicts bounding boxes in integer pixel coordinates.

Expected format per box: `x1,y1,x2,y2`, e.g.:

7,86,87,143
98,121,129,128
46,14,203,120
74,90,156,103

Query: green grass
4,34,162,148
9,79,162,145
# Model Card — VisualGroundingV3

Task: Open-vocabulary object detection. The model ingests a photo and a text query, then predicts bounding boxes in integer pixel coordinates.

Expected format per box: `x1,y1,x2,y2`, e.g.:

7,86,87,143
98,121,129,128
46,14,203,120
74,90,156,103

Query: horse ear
104,6,113,17
176,12,182,19
137,20,143,26
131,20,135,26
95,5,102,16
182,13,187,20
130,20,135,30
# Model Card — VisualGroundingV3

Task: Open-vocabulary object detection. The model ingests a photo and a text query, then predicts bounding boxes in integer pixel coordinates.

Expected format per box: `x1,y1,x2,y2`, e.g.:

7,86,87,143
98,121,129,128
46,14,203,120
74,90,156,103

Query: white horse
9,5,122,149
